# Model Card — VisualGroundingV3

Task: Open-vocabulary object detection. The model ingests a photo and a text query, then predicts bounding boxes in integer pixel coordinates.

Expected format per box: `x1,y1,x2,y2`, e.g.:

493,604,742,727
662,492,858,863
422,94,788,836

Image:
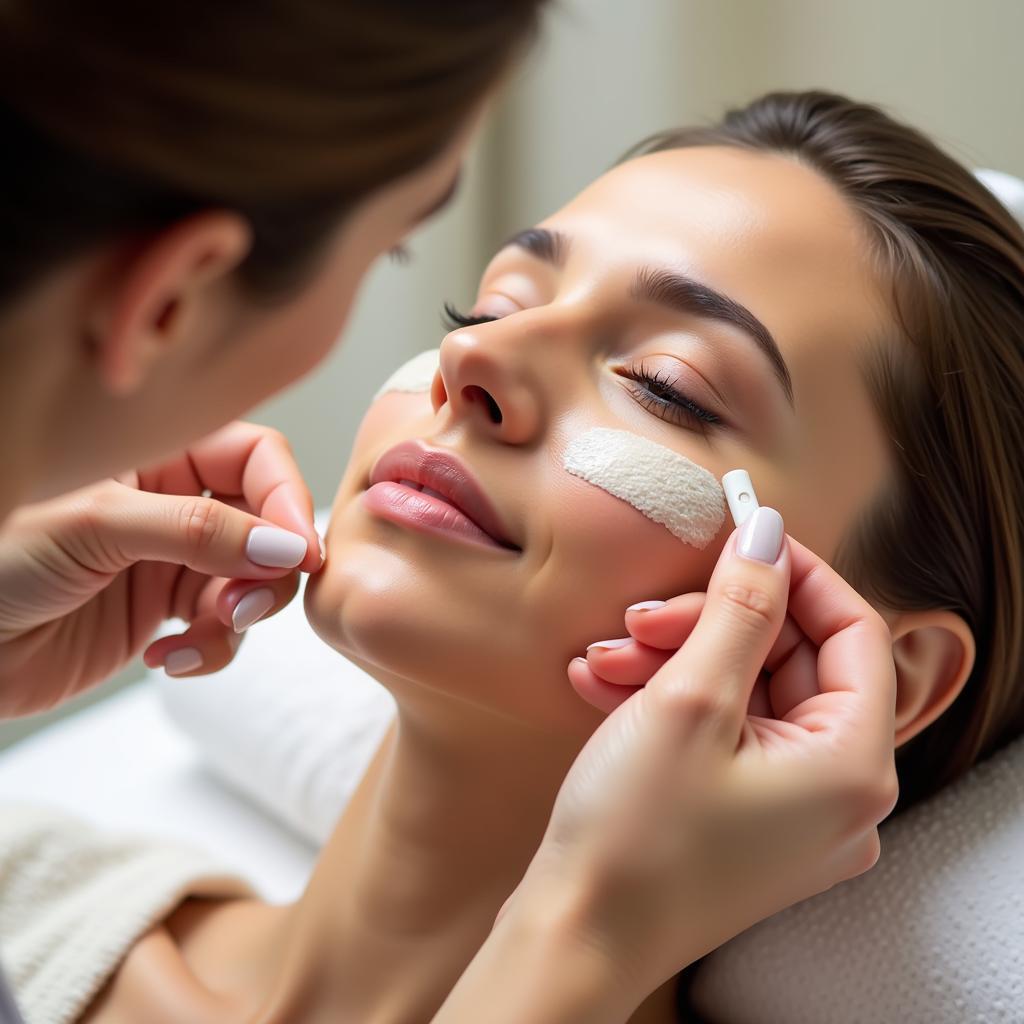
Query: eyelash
441,304,721,432
442,302,498,330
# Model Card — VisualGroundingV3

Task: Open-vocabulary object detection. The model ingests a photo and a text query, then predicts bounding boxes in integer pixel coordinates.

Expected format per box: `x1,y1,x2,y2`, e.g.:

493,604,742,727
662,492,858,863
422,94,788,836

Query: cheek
529,474,726,654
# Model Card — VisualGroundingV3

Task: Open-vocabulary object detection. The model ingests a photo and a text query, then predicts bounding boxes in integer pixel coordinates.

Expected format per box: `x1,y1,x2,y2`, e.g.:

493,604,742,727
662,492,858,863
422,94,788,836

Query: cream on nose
562,427,726,549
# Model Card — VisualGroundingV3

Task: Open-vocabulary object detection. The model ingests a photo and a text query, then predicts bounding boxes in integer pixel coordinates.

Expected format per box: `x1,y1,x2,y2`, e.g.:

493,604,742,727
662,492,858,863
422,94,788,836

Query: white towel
0,802,250,1024
691,733,1024,1023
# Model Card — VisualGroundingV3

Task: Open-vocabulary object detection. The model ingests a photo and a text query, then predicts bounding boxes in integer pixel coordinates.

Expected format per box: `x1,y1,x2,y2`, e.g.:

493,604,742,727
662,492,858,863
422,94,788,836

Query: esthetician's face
307,146,894,734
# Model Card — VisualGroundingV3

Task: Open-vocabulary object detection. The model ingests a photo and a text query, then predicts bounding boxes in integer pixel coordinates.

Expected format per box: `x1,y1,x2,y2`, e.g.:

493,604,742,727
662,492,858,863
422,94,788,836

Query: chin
304,534,601,735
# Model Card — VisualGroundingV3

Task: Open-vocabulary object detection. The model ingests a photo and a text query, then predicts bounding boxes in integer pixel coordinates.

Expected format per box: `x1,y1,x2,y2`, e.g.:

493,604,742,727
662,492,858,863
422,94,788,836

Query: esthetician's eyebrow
630,267,795,408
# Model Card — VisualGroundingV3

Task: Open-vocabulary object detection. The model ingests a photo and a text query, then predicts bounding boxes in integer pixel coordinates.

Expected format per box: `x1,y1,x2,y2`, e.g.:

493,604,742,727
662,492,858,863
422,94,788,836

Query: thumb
79,482,312,579
649,507,789,739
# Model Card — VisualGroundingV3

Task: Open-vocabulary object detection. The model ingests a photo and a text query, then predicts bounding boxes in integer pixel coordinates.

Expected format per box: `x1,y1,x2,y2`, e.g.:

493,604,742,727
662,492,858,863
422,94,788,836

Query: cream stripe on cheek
562,428,726,549
374,348,441,399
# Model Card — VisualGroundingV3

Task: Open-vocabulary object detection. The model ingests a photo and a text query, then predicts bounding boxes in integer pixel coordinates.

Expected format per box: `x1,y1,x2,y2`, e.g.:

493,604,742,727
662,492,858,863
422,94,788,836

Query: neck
265,690,581,1022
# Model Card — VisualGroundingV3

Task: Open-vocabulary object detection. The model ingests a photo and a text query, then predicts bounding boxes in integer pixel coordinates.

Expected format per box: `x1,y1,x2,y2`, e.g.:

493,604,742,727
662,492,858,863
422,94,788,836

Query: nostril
462,385,503,425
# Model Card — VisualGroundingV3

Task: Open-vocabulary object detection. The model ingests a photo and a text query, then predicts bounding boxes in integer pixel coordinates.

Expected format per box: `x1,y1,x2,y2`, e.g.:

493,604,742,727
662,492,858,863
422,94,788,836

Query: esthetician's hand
0,421,322,718
434,510,898,1024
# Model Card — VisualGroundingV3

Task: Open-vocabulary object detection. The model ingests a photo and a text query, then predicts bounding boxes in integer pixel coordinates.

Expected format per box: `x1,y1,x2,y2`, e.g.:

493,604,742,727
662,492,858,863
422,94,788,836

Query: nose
432,319,545,445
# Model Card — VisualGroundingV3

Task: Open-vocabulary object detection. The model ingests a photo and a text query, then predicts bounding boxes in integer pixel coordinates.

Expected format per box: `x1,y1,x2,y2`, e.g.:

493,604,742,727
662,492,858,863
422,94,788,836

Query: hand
0,421,323,718
521,511,899,1005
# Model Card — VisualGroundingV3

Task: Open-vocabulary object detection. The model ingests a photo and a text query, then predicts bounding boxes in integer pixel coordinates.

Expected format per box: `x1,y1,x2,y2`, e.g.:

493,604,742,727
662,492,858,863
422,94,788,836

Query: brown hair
631,92,1024,814
0,0,544,301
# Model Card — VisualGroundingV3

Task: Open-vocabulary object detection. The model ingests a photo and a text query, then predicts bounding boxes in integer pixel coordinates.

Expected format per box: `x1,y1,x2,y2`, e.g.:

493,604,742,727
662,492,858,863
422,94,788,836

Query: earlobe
887,609,976,746
87,211,252,396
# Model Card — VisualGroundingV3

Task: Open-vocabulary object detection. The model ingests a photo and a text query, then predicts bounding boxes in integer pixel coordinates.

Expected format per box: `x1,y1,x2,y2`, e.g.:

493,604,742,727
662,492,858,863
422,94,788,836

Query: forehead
543,145,891,369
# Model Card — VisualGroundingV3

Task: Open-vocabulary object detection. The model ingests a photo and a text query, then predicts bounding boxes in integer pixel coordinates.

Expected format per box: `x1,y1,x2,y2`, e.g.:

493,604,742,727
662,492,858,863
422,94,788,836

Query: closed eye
619,363,722,433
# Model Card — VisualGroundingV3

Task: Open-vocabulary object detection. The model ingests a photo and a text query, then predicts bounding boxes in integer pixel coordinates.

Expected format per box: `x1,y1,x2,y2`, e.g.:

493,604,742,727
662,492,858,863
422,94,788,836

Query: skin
81,146,975,1023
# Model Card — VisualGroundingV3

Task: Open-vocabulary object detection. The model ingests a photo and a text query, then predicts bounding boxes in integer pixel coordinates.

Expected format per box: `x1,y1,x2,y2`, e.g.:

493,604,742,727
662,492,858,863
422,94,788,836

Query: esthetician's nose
434,323,544,445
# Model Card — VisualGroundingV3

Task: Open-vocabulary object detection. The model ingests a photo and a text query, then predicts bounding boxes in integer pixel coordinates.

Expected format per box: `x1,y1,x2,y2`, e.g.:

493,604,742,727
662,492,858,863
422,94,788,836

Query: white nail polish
246,526,308,568
587,638,634,651
232,588,275,633
165,647,203,676
627,600,667,613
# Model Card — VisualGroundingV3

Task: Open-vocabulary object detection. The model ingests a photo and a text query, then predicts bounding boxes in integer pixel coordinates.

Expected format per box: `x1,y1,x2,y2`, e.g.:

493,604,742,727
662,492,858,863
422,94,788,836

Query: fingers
85,483,314,581
623,594,705,649
648,508,789,740
143,572,300,676
215,575,301,633
585,639,672,685
137,421,322,574
143,614,243,678
567,657,642,714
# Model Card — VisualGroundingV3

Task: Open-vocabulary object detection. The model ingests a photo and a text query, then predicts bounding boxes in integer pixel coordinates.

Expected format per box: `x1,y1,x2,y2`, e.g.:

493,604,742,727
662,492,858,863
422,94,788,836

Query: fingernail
232,587,275,633
587,638,634,651
164,647,203,676
626,600,667,613
737,506,784,564
246,526,308,568
317,532,327,564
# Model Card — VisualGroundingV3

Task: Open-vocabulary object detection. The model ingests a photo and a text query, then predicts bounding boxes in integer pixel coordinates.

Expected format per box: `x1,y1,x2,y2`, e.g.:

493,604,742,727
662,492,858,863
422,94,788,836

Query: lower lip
363,482,509,551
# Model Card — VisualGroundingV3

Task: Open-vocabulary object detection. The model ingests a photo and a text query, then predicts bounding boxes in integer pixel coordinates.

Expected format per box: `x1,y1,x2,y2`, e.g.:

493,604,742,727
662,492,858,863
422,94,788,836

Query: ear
87,211,252,395
883,609,976,747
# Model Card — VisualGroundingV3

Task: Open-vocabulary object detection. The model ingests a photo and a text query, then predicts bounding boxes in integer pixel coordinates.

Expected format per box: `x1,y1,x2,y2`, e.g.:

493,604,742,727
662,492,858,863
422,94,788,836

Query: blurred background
4,0,1023,748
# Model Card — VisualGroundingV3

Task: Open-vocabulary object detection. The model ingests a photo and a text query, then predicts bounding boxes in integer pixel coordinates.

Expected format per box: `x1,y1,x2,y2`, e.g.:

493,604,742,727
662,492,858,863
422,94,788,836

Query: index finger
184,422,321,572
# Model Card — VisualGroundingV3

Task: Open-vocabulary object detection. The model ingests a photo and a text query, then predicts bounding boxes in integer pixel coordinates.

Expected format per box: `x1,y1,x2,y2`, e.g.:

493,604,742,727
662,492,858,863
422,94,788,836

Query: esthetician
0,3,899,1021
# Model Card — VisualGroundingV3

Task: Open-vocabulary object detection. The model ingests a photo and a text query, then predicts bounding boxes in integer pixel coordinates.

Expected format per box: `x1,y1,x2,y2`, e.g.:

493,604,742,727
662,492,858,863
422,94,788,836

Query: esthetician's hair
0,0,543,303
631,91,1024,814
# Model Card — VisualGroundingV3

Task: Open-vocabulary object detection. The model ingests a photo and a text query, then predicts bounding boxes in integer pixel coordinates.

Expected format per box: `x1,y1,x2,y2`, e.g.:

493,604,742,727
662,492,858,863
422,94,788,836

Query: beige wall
3,0,1022,748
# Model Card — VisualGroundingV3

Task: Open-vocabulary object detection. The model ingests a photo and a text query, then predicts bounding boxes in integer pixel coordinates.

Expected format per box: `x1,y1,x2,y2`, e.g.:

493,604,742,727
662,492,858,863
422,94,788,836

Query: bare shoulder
79,923,221,1024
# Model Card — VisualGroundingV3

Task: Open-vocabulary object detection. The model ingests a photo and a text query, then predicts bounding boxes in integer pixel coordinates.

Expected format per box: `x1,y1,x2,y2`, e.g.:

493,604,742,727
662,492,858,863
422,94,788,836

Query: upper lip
369,440,520,550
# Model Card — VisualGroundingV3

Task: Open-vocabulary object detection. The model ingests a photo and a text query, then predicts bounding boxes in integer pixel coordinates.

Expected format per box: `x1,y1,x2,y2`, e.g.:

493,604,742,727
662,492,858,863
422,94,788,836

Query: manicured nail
232,587,275,633
246,526,308,568
737,506,784,564
626,600,667,613
587,638,634,651
164,647,203,676
317,533,327,564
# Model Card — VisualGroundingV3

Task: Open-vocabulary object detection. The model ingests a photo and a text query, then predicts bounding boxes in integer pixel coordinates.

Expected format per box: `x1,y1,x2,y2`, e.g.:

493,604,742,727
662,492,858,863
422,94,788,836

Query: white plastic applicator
722,469,760,527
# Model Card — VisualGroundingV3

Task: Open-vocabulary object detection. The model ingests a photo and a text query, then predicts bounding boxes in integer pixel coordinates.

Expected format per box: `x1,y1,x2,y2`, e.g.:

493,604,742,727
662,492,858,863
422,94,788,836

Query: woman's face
307,145,895,735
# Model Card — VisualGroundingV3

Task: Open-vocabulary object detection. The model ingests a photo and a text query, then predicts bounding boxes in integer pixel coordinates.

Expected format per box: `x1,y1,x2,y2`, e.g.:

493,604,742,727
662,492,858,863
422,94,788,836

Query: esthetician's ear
88,211,252,395
883,609,976,746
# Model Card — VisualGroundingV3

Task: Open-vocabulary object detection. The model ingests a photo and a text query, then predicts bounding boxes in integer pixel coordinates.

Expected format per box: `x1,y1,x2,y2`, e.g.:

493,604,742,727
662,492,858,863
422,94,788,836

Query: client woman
19,91,1024,1023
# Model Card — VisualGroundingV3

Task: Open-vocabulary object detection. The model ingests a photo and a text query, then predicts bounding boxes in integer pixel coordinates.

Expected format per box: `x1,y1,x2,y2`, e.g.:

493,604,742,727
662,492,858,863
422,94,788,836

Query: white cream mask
563,427,726,549
374,348,441,400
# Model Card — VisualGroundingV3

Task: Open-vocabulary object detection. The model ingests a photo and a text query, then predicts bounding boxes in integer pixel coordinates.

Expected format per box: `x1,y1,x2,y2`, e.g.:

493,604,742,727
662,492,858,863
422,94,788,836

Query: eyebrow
631,268,794,407
502,227,794,408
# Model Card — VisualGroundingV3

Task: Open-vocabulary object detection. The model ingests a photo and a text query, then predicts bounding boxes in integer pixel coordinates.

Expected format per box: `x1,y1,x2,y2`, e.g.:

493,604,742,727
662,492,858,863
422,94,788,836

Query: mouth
365,441,521,553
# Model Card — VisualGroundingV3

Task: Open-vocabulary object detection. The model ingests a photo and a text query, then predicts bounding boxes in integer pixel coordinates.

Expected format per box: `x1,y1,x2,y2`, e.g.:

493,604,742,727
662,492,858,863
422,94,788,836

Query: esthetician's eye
620,363,722,431
442,303,501,330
